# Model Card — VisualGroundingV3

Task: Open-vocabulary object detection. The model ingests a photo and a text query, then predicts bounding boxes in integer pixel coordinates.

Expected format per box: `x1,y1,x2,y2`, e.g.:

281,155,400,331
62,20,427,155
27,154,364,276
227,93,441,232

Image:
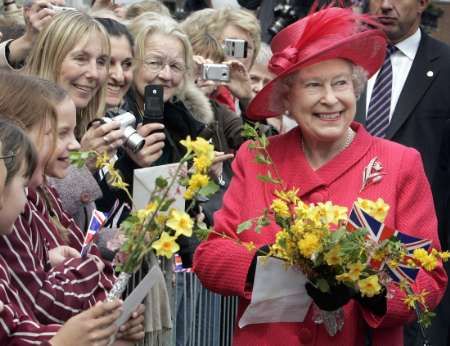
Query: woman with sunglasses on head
194,6,447,345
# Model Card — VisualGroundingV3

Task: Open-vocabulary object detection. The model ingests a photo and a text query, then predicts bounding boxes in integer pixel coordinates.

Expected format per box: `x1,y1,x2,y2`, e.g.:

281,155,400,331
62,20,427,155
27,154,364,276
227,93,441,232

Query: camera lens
123,127,145,153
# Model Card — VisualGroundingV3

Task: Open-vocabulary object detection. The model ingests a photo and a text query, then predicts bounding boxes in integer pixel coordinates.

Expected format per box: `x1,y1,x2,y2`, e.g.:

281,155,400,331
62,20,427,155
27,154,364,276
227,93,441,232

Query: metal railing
125,257,239,346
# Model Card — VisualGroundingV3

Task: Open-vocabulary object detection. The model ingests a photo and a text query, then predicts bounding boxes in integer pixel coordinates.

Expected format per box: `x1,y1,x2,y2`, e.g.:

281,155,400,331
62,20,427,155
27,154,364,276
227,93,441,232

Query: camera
51,5,76,12
202,64,230,82
269,0,306,37
101,111,145,153
223,38,248,59
144,85,164,124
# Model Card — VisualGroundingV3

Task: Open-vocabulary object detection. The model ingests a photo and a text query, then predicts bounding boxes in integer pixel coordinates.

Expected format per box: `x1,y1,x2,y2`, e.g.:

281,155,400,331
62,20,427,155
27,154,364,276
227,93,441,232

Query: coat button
299,328,313,344
80,192,91,204
310,192,324,203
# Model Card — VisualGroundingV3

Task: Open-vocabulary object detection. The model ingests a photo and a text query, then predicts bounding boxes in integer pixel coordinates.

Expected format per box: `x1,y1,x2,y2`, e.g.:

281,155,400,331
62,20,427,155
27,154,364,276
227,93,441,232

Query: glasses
141,56,186,76
0,151,15,165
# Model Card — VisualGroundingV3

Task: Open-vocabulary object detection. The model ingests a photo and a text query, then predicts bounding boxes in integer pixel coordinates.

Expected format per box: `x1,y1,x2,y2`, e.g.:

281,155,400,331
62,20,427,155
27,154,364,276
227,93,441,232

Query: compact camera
101,111,145,153
202,63,230,82
223,38,248,59
51,5,76,12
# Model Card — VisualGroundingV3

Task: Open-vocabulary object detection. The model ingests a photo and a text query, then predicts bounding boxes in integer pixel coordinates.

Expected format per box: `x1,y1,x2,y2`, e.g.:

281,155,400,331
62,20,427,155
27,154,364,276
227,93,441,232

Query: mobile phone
202,64,230,82
144,85,164,124
223,38,248,59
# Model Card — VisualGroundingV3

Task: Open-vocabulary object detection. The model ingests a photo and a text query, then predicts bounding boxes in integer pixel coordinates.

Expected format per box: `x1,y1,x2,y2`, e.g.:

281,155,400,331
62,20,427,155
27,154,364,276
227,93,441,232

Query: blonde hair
0,70,67,155
180,9,225,63
209,8,261,68
125,0,171,20
128,12,194,102
25,11,110,138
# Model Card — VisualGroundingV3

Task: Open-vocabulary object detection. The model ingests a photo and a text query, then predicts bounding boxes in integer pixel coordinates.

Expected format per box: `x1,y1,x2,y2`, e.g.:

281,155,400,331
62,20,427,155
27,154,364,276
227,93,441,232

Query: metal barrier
125,257,239,346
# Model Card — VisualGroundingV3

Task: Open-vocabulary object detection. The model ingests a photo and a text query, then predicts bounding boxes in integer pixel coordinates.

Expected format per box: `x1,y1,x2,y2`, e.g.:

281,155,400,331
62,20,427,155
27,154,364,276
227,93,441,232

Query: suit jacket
356,31,450,249
193,123,447,346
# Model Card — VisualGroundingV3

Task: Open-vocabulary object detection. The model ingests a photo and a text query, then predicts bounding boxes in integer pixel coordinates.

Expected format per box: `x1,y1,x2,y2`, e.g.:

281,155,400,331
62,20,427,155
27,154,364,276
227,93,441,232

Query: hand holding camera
223,60,253,101
126,122,166,168
80,120,124,171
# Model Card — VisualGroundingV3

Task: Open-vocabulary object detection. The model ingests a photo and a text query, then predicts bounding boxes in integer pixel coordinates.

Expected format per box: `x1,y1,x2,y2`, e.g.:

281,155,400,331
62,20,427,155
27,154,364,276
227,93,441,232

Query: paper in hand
238,257,312,328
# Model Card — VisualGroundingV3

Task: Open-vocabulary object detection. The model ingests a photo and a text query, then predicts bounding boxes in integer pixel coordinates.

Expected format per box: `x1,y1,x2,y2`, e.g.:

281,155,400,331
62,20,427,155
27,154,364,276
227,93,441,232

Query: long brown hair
0,70,67,153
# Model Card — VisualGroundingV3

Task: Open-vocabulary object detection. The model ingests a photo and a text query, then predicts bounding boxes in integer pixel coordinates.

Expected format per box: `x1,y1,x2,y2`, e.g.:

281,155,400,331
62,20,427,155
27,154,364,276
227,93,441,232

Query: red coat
193,123,447,346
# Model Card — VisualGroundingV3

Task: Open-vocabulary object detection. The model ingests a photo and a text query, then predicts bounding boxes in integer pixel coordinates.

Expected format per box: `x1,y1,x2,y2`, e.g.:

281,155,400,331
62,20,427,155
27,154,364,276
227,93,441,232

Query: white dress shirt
365,28,421,121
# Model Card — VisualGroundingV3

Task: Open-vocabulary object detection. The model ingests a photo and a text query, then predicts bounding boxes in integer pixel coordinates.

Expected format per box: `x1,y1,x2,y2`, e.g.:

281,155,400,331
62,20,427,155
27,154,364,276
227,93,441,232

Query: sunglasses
0,151,15,165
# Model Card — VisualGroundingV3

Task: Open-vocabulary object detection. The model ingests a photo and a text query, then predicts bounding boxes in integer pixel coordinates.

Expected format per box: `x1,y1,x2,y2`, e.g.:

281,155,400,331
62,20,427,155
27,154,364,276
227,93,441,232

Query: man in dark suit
356,0,450,344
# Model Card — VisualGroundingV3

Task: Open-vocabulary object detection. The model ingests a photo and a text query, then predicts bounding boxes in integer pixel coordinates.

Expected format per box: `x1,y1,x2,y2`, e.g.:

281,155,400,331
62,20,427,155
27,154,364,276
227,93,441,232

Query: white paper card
115,265,164,328
133,163,185,211
238,257,312,328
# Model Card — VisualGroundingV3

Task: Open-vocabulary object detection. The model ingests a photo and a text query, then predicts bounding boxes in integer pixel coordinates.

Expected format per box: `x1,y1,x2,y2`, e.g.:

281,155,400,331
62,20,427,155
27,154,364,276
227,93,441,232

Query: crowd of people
0,0,449,345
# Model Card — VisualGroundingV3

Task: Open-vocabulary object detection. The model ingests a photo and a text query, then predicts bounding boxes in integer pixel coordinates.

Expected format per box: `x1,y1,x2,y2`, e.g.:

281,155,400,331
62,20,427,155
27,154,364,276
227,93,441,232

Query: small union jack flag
347,203,432,283
81,209,108,257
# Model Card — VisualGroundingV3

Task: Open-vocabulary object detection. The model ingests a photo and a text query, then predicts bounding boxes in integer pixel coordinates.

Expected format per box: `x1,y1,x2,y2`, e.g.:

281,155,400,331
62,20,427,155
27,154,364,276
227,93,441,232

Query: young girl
0,120,123,345
0,71,109,322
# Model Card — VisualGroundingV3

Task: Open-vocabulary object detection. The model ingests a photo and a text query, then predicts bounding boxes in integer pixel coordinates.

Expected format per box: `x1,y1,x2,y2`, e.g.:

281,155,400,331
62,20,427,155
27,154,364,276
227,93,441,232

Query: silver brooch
361,157,386,191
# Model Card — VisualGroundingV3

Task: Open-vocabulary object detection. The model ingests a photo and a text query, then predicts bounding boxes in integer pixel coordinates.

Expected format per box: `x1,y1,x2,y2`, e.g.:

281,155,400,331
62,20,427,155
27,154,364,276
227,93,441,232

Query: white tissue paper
239,256,313,328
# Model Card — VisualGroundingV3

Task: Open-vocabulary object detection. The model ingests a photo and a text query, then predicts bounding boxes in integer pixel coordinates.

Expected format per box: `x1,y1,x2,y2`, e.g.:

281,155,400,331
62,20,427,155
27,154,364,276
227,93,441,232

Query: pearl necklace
301,128,356,156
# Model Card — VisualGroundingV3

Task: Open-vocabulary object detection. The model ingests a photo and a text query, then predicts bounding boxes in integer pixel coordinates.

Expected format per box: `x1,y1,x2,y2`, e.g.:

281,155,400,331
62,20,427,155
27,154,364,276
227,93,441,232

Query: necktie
366,45,397,138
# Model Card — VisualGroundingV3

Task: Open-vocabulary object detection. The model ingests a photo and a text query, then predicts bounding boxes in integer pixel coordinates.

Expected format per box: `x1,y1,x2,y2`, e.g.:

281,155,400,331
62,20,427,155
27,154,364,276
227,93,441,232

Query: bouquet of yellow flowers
237,124,449,336
70,136,218,298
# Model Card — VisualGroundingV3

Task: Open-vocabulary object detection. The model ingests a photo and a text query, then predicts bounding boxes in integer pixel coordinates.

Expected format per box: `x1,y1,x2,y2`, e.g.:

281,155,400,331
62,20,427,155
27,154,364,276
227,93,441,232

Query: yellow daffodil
166,210,193,237
180,136,195,154
439,251,450,262
297,233,321,258
270,198,291,218
188,173,209,191
413,248,438,271
152,232,180,258
274,188,300,204
184,187,195,200
294,200,309,219
324,245,342,265
96,151,111,168
193,155,213,173
243,241,256,252
356,198,390,223
403,294,419,309
358,275,382,297
336,272,352,282
291,219,305,235
347,262,365,281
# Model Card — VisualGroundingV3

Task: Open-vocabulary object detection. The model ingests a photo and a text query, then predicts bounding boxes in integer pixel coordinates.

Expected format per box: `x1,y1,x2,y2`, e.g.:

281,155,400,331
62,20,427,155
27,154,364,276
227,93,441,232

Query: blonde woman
25,10,124,229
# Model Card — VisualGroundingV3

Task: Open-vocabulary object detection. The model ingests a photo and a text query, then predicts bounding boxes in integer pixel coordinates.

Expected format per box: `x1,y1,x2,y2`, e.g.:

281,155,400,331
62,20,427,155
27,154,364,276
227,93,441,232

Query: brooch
361,157,386,192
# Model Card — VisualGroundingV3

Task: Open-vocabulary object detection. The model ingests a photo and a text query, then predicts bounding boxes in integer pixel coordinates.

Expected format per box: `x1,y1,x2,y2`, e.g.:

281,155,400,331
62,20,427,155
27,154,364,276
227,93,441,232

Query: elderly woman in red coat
193,6,447,346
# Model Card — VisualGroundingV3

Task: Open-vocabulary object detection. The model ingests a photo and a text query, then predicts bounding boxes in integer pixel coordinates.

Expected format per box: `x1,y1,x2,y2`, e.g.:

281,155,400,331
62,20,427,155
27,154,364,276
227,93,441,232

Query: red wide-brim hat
246,7,387,120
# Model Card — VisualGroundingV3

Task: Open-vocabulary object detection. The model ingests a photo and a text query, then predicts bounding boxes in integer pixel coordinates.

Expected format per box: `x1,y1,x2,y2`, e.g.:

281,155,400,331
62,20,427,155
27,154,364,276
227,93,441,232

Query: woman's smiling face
284,59,357,145
106,35,134,108
57,31,109,110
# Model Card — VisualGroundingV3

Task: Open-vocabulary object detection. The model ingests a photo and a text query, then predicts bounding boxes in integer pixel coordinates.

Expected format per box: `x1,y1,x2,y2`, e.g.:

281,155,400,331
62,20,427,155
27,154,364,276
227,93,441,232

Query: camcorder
223,38,248,59
100,110,145,153
144,85,164,125
201,63,230,82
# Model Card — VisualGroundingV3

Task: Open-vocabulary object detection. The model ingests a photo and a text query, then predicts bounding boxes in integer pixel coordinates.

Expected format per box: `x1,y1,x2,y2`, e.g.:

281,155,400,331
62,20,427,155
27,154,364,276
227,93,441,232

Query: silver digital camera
101,111,145,153
201,63,230,82
223,38,248,59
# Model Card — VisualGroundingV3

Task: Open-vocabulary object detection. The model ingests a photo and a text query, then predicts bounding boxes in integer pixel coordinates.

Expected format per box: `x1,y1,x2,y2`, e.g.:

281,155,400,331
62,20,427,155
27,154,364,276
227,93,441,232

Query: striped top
0,185,115,325
0,254,59,345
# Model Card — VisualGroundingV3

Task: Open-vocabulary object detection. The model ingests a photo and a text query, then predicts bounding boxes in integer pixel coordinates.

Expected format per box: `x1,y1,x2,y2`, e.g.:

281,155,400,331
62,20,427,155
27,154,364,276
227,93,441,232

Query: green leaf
242,123,258,140
155,176,169,189
198,181,219,197
255,154,272,165
259,134,269,149
237,220,253,234
160,198,175,212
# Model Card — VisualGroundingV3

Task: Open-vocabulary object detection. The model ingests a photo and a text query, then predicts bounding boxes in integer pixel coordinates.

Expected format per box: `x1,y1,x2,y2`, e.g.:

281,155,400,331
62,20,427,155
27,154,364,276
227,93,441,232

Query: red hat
246,7,387,120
